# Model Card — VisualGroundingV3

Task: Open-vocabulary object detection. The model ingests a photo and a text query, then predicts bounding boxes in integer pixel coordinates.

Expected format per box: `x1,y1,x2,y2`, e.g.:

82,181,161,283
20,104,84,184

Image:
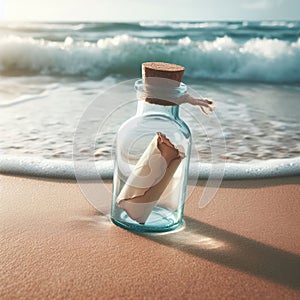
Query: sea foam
0,35,300,82
1,155,299,180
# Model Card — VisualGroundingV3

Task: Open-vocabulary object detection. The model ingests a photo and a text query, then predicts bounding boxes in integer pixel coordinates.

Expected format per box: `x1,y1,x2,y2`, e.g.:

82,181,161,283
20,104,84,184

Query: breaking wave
0,34,300,82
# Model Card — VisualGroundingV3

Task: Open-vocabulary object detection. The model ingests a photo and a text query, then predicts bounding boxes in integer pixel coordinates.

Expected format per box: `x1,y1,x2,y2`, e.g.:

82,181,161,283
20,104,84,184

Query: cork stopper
141,62,185,105
142,62,185,84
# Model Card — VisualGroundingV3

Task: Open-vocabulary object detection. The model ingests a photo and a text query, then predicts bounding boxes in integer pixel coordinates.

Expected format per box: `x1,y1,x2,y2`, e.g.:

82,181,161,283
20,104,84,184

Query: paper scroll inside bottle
116,132,185,224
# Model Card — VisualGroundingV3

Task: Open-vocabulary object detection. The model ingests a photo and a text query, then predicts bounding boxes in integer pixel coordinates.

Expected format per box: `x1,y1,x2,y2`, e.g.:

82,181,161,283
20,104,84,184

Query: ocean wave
139,20,300,30
259,21,297,28
0,22,87,32
139,21,225,29
2,21,299,32
0,22,143,33
0,34,300,82
0,155,299,180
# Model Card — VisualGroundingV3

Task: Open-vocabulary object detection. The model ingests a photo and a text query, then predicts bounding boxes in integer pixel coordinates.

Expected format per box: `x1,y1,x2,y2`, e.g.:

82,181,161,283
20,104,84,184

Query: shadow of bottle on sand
138,216,300,290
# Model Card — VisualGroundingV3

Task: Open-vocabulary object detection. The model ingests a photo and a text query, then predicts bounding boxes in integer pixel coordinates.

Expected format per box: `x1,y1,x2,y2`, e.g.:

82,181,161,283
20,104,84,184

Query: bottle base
111,206,182,233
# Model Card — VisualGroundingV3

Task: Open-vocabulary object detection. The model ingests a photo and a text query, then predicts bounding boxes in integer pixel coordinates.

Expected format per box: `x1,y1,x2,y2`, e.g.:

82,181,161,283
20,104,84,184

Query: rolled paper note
117,132,185,224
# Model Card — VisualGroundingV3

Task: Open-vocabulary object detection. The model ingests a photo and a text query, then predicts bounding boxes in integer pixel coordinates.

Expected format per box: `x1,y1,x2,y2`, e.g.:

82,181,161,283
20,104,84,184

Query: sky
0,0,299,22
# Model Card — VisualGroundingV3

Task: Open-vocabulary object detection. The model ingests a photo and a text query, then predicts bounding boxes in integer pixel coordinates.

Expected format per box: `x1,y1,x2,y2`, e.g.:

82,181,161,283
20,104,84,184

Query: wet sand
1,175,299,299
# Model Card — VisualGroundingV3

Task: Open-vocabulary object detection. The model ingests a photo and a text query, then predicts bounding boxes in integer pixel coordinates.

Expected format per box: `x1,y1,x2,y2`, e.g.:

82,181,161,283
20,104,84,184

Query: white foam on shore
1,155,299,180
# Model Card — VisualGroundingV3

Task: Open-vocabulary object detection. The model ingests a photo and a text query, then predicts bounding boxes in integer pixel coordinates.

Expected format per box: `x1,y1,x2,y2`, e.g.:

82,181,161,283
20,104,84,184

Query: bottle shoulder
118,113,191,138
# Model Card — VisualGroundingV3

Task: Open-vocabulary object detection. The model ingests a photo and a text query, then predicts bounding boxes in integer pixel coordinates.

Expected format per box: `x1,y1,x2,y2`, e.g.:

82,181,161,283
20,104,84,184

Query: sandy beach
1,174,299,299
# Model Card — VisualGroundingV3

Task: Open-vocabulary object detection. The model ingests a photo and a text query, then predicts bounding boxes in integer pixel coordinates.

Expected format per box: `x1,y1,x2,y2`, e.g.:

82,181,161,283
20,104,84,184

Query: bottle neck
134,78,187,119
136,100,179,119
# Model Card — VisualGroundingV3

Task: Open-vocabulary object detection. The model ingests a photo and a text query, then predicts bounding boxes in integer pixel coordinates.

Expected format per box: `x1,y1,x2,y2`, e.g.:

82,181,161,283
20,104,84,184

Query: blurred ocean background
0,21,300,163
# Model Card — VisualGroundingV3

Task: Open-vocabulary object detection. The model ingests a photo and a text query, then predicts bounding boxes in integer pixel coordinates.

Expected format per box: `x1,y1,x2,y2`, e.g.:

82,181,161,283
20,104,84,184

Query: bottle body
111,81,191,232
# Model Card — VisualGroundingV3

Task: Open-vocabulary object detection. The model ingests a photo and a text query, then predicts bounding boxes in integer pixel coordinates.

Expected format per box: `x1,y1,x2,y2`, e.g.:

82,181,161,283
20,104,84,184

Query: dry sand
1,174,299,299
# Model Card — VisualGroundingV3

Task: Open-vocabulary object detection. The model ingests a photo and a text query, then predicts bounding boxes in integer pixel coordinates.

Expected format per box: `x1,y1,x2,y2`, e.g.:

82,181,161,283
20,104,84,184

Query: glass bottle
111,62,191,233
